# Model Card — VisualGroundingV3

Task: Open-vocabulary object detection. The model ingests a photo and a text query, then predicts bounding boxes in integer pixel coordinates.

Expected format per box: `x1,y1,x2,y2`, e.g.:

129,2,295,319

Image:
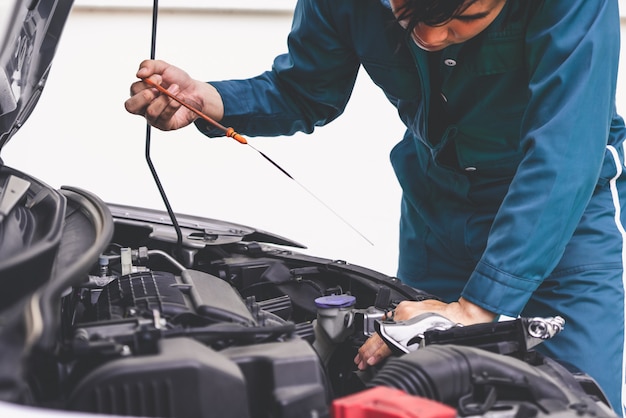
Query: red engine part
331,386,456,418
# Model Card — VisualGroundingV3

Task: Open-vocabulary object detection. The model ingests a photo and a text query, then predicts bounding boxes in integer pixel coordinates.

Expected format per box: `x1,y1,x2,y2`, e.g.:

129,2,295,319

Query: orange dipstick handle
224,127,247,144
142,77,247,144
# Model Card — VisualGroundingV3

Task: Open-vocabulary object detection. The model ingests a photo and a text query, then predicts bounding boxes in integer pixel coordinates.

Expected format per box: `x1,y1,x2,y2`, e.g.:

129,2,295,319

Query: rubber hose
368,345,569,407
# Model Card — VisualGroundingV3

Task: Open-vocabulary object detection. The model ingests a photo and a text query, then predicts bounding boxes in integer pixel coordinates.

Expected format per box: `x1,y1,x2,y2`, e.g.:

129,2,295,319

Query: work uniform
197,0,626,412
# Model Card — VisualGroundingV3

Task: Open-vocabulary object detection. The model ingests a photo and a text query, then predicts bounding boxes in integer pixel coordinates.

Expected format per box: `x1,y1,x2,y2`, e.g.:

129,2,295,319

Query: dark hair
395,0,480,30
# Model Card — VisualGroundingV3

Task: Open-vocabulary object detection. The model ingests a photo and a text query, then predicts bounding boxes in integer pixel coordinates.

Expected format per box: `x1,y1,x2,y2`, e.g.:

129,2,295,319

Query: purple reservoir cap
315,294,356,309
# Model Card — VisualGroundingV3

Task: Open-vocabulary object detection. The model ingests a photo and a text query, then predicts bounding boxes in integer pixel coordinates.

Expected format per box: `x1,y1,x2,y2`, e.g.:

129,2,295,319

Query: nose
413,23,449,46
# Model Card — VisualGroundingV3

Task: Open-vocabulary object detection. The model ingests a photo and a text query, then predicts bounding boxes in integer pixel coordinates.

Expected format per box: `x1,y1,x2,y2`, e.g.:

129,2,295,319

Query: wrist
197,81,224,122
457,297,497,324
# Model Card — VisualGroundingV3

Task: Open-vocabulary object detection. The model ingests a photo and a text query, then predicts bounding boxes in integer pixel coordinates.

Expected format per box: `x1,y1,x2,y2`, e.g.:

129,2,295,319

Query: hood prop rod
144,0,185,254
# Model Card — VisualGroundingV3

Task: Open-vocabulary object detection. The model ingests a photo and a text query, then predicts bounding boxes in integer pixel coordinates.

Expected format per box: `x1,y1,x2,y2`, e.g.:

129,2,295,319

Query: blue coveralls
197,0,626,412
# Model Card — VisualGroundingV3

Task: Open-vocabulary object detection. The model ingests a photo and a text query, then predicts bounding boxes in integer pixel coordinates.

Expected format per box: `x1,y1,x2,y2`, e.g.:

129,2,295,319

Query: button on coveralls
196,0,626,412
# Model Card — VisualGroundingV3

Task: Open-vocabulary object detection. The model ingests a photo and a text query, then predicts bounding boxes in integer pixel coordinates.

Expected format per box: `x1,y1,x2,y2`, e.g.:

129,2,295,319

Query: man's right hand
124,59,224,131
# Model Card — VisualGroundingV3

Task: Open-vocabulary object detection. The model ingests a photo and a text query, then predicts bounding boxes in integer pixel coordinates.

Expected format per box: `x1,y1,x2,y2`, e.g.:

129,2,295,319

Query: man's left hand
353,297,497,370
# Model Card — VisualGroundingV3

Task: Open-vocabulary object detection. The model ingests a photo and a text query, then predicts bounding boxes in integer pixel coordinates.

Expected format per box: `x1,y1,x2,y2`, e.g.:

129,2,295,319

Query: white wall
3,3,626,277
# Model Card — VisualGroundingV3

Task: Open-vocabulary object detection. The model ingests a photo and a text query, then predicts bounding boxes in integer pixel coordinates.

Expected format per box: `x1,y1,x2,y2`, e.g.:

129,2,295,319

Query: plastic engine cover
332,387,456,418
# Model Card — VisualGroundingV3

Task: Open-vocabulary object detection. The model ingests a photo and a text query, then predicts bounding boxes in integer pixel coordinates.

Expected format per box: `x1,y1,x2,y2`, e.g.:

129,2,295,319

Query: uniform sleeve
461,0,622,316
195,0,361,138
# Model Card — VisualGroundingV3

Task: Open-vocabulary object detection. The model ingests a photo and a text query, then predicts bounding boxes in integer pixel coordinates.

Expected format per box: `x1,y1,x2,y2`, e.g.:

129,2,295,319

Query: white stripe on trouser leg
607,144,626,416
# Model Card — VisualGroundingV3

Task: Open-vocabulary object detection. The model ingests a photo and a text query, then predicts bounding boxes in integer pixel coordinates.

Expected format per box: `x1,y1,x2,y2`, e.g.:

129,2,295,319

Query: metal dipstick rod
142,77,374,246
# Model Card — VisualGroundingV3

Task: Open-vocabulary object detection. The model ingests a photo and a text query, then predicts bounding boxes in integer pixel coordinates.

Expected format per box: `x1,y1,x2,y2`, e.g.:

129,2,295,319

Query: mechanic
125,0,626,413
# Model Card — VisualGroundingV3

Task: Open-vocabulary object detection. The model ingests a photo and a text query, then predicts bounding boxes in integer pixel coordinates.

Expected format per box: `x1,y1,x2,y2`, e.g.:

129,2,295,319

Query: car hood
0,0,74,152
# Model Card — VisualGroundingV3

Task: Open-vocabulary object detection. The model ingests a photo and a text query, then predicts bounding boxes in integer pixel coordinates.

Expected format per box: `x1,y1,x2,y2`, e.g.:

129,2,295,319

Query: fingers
125,59,202,130
352,299,497,373
129,75,162,97
394,299,496,325
135,59,170,80
124,81,183,130
352,302,422,371
352,300,444,371
353,334,392,370
128,59,171,104
393,299,447,321
124,82,152,116
145,84,183,129
125,61,164,118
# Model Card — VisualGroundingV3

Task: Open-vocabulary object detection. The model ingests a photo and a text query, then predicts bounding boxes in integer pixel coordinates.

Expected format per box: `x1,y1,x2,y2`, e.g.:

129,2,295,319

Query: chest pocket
441,22,528,178
460,23,525,76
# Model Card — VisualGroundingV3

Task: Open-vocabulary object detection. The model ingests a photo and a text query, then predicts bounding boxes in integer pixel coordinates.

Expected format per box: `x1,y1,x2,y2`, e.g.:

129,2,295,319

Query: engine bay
64,234,394,414
52,200,430,418
0,189,610,418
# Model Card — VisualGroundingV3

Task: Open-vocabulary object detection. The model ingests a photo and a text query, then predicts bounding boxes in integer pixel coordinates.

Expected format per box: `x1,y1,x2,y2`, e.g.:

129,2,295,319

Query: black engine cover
67,337,328,418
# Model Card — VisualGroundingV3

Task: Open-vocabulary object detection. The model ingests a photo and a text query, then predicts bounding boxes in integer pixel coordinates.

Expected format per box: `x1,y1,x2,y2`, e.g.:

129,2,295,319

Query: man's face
389,0,507,51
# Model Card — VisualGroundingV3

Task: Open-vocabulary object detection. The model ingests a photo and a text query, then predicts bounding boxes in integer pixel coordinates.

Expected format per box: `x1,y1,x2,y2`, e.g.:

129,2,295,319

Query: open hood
0,0,74,152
